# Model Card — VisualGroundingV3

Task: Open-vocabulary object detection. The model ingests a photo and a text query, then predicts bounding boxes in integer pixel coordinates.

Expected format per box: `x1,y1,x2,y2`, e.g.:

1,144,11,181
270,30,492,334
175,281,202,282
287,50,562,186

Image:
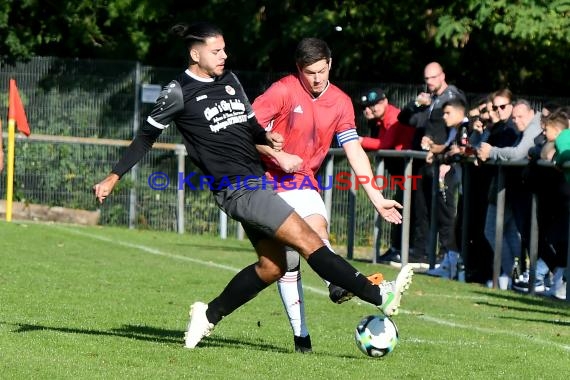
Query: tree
1,0,570,96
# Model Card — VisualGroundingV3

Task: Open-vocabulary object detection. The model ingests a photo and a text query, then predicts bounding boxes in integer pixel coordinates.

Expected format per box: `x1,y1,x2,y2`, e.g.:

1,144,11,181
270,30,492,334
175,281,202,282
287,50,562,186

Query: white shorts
277,189,329,224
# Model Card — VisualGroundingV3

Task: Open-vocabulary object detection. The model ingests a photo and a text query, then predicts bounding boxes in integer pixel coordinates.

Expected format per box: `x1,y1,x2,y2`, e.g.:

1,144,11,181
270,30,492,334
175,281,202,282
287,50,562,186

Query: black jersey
112,70,268,189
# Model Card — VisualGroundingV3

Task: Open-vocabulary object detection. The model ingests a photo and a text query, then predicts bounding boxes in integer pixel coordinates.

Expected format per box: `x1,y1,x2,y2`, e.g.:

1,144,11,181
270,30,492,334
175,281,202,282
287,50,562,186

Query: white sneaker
378,264,414,316
498,274,511,290
396,264,414,294
545,268,567,300
553,283,567,300
184,302,214,349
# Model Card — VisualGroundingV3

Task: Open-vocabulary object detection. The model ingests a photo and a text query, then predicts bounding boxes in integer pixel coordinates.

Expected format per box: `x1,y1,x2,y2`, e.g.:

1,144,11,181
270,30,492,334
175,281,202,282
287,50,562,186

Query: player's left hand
377,199,403,224
276,152,303,173
267,132,283,151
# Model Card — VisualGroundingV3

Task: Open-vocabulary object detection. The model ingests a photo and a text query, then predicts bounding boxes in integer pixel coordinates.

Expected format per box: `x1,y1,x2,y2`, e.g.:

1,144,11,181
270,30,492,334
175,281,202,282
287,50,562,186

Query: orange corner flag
9,79,31,136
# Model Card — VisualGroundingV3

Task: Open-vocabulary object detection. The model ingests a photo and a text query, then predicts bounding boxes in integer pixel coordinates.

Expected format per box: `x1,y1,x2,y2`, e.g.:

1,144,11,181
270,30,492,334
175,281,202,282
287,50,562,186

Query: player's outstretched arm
343,139,403,224
93,173,120,204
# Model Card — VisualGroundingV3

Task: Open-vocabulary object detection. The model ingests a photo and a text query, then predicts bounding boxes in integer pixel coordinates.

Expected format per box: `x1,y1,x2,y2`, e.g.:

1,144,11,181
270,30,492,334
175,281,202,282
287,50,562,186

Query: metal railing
3,133,568,301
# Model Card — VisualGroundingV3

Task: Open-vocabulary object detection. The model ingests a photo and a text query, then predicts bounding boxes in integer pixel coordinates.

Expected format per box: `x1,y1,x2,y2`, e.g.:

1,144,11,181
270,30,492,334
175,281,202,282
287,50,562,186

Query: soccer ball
354,315,399,357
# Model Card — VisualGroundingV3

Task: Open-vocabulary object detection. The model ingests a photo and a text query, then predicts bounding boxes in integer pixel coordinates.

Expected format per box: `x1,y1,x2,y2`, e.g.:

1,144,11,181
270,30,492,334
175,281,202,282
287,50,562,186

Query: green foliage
436,0,570,45
2,0,570,94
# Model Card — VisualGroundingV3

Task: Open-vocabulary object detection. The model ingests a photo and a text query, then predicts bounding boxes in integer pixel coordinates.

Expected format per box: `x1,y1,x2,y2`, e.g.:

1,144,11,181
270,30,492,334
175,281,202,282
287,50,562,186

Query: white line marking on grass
55,225,330,298
58,226,243,274
412,312,570,352
404,337,484,347
55,225,570,352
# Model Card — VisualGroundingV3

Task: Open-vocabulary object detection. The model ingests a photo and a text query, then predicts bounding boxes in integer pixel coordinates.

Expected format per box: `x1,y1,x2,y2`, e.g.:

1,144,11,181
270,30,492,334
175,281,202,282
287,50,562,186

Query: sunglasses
479,107,488,114
492,103,511,111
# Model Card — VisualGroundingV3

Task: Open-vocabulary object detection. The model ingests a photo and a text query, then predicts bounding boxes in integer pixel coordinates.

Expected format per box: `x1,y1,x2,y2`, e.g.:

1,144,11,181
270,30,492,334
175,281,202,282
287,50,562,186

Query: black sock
206,263,270,324
307,246,382,305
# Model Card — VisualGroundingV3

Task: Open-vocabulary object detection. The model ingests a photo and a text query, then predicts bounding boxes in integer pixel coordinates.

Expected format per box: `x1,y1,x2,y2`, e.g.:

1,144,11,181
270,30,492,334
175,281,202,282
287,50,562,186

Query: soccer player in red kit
253,38,414,352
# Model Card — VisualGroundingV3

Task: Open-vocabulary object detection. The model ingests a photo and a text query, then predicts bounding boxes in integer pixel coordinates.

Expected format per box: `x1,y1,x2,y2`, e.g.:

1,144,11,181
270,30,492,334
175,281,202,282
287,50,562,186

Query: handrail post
492,166,506,289
176,144,186,234
372,157,385,263
323,154,334,233
129,62,142,230
460,162,470,279
401,157,414,266
347,167,356,260
528,193,539,295
428,162,439,269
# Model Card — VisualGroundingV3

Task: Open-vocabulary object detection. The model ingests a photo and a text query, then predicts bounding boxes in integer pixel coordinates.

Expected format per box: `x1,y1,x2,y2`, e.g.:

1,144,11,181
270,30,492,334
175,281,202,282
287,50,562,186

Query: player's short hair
295,38,331,68
170,22,223,49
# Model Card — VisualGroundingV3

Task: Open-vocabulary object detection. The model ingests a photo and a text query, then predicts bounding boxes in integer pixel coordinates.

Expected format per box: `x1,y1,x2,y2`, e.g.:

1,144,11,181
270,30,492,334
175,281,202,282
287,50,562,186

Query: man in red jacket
358,88,415,151
357,88,416,263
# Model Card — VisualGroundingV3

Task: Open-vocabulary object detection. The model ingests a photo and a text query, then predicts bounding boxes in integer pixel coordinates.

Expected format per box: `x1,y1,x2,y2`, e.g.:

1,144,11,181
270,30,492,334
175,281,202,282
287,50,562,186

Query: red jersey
253,74,357,191
360,104,415,151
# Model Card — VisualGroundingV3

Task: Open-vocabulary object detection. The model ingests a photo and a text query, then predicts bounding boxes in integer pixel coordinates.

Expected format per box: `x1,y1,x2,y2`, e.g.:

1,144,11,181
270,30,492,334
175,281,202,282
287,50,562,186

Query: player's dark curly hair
295,38,331,68
170,22,223,49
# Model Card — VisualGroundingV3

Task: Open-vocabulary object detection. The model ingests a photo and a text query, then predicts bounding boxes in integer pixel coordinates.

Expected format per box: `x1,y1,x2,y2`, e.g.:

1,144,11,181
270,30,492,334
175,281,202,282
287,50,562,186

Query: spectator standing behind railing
478,98,542,289
398,62,466,277
474,89,519,289
541,110,570,300
357,88,415,151
423,98,468,279
356,88,415,263
460,96,497,283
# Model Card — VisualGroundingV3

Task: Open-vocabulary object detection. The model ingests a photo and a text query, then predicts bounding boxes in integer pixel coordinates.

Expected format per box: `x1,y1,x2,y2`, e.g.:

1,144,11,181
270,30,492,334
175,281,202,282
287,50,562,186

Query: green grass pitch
1,221,569,379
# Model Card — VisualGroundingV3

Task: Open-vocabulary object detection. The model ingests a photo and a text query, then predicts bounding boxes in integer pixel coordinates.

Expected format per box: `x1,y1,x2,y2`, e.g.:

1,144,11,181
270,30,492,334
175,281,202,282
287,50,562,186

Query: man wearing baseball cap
357,88,416,263
358,88,415,151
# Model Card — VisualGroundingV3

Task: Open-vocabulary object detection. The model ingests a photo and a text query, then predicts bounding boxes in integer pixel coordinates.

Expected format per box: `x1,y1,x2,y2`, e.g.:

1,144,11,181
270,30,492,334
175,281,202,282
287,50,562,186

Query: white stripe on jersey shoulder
264,120,274,131
147,115,169,130
185,69,215,82
336,129,359,146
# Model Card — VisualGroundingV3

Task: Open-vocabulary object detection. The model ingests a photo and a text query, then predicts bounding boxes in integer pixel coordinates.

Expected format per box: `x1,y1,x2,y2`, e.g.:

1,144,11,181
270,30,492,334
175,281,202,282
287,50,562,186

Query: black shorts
213,177,295,246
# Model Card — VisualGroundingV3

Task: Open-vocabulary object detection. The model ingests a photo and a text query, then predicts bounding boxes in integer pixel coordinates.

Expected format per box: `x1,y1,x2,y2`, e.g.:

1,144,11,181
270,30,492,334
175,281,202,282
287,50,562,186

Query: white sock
277,269,308,337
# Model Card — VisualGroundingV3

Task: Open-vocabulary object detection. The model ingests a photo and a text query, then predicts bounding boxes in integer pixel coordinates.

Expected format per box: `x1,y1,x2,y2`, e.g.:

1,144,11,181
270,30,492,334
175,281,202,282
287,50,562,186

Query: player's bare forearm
256,145,303,173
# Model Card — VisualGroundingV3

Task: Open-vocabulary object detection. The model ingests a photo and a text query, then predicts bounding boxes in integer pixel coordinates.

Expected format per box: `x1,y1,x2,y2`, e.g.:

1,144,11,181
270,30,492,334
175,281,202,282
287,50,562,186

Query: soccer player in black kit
93,21,413,350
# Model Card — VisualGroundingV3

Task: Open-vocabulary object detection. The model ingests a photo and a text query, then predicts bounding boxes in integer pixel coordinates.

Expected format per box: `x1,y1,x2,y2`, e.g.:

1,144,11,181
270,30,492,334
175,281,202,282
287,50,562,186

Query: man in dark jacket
398,62,466,278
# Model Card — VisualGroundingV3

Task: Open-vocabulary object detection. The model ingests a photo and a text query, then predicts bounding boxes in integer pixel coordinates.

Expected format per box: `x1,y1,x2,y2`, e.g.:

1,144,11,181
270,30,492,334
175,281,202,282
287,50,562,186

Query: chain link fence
1,57,568,257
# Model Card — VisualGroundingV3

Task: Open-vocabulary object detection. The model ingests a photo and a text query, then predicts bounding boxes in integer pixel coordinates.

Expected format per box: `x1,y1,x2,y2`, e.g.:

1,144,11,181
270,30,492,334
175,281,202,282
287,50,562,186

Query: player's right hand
93,174,120,204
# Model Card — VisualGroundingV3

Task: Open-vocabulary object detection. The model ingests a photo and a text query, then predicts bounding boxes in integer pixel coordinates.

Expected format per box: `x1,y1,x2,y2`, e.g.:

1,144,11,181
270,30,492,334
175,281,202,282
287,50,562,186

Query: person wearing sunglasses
478,99,542,289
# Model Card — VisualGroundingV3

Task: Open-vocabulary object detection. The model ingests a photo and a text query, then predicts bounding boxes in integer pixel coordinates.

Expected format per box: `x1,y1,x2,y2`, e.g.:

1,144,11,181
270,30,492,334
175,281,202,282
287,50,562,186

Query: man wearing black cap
357,88,415,263
358,88,415,151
